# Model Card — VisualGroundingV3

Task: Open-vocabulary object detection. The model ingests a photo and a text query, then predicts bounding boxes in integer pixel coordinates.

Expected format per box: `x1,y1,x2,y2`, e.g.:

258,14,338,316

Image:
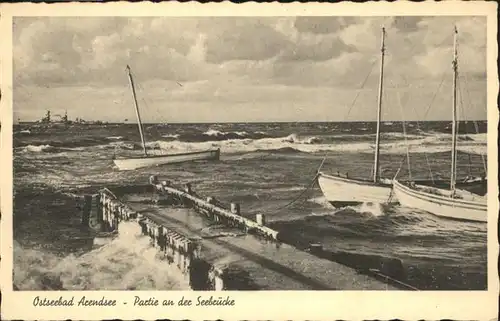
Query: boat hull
317,172,395,207
113,149,220,171
392,180,487,222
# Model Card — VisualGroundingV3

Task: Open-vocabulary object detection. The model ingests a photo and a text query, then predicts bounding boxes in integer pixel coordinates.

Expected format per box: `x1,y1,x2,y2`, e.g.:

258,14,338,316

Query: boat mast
126,65,148,156
373,27,386,182
450,26,458,192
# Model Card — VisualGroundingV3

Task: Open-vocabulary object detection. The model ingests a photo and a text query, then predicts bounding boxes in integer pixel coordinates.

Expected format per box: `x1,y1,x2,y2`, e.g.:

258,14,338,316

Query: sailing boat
392,27,487,222
113,65,220,171
317,27,396,207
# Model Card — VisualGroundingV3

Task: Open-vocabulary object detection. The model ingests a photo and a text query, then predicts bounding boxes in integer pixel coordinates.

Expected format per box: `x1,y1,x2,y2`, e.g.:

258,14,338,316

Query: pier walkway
88,180,399,291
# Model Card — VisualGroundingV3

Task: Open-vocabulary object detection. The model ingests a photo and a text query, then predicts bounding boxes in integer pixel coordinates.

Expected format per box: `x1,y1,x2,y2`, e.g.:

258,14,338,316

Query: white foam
13,222,190,291
21,144,54,153
161,134,180,139
203,129,248,137
144,133,486,156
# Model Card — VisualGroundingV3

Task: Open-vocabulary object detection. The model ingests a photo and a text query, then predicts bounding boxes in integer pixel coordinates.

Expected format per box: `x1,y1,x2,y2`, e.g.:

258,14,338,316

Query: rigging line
388,37,449,120
318,56,379,172
272,172,320,212
393,153,408,181
344,58,379,121
387,153,409,203
389,78,413,181
457,74,484,177
421,72,448,121
456,75,472,174
460,72,488,174
135,81,152,112
399,93,412,181
391,73,436,183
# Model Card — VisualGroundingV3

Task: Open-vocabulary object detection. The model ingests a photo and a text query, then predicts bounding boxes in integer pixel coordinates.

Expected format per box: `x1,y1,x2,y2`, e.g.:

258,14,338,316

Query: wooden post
82,195,92,227
214,268,224,291
92,194,101,224
155,181,171,205
256,214,266,226
230,203,240,215
309,243,323,255
97,193,104,226
149,175,158,185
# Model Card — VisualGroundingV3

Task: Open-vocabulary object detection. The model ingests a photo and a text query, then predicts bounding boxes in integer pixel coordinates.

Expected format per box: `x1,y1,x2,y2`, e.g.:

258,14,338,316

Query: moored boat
113,65,220,171
318,172,393,208
392,180,486,222
113,148,220,171
318,27,396,207
392,27,488,222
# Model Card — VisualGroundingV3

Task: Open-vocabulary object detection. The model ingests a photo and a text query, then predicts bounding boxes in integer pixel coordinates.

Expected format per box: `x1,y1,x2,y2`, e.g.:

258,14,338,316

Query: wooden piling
89,184,404,291
256,214,266,226
94,185,281,288
82,195,92,227
309,243,323,255
230,203,240,215
150,181,281,242
149,175,159,185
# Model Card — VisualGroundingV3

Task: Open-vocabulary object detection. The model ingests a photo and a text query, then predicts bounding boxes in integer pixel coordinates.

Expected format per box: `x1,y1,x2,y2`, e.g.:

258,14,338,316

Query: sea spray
13,222,190,291
358,202,385,217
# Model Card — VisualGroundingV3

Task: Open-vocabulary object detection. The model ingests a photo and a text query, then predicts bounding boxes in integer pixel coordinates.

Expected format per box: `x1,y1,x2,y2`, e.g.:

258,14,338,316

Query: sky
13,16,487,123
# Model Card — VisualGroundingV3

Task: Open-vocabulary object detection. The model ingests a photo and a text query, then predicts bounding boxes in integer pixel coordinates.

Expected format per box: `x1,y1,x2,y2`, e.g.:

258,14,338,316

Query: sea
12,121,488,291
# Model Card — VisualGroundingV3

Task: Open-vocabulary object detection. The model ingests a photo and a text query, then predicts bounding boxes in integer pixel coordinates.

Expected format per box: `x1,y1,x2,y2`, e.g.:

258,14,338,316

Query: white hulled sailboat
392,27,487,222
113,65,220,171
317,27,395,207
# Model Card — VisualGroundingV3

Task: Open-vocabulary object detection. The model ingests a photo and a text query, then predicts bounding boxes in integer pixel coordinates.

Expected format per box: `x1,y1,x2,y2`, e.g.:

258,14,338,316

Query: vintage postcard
0,1,498,320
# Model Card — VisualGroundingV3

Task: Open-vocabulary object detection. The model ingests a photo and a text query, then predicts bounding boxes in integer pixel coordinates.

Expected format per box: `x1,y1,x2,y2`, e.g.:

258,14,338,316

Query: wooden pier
81,176,404,291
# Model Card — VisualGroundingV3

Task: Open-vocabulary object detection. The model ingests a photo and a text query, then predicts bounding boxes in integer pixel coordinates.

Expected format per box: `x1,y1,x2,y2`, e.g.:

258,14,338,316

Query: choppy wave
17,131,488,156
170,129,273,143
149,133,486,155
161,134,180,139
281,133,321,144
106,136,124,140
13,222,190,291
18,144,85,153
21,144,56,153
275,203,486,246
15,137,109,149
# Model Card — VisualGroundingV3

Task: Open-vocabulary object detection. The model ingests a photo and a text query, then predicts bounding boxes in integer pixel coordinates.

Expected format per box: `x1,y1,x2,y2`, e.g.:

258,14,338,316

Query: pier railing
148,175,280,242
80,177,281,290
79,176,412,291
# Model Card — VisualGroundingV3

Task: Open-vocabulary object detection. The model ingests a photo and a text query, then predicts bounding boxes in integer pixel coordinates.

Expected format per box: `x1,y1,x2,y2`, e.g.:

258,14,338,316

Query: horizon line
15,119,488,124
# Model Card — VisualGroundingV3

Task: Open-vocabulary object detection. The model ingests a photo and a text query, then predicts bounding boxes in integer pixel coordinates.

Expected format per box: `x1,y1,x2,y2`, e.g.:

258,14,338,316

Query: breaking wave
141,133,486,155
21,144,57,153
17,144,85,153
16,131,487,157
170,129,273,142
13,222,190,291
